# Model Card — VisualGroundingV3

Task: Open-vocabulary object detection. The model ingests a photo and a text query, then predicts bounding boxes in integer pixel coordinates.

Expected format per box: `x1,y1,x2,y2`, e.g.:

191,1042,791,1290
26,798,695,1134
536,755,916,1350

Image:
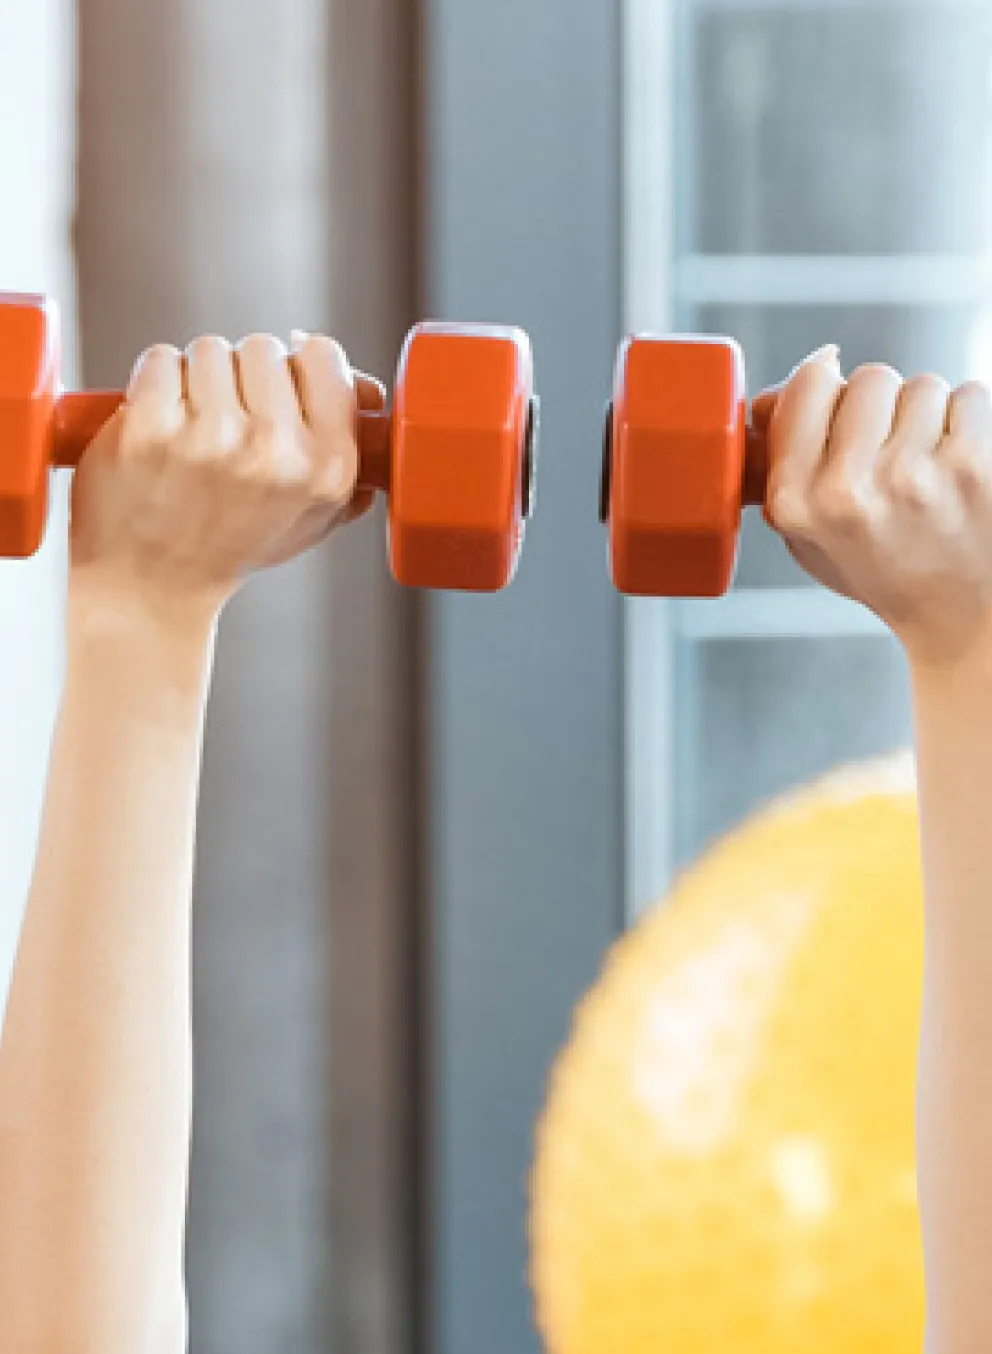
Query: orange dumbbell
600,333,771,597
0,292,538,591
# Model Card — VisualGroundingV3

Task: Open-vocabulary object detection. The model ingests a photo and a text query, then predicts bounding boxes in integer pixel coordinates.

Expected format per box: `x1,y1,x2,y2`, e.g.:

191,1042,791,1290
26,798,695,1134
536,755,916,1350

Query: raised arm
759,350,992,1354
0,332,381,1354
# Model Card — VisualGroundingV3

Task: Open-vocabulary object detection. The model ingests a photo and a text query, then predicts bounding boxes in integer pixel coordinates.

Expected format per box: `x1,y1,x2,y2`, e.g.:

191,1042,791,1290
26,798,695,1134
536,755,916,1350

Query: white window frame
621,0,970,921
689,0,981,11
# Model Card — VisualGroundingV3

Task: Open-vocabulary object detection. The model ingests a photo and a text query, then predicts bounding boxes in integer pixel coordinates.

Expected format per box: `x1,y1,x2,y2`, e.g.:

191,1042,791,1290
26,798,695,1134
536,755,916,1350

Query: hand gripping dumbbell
599,334,767,597
0,292,539,591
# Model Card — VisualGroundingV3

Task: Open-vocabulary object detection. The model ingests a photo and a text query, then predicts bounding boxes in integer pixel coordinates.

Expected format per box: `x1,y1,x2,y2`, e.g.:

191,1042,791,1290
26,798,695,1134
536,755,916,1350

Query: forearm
0,582,215,1353
911,639,992,1354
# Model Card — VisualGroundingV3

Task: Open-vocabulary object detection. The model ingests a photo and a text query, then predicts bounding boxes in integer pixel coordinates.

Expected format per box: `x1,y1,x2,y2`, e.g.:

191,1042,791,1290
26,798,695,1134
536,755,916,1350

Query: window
624,0,992,916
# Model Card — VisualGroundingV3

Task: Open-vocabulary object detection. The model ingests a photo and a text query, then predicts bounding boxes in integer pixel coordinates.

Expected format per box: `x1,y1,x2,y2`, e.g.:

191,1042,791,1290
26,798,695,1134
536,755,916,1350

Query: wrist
65,571,219,728
908,620,992,706
67,560,221,644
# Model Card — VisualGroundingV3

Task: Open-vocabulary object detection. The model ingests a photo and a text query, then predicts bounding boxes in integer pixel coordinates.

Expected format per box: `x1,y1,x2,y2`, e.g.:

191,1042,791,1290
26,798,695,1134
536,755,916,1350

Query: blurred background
1,0,990,1352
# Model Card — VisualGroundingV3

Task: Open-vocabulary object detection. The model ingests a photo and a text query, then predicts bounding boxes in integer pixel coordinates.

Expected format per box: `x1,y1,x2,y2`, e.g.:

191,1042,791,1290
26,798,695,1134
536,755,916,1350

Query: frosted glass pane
691,4,992,255
675,633,912,865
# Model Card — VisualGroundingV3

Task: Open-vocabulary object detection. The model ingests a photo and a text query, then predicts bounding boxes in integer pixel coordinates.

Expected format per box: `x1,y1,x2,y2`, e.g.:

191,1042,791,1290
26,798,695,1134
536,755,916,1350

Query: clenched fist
759,347,992,669
70,330,384,614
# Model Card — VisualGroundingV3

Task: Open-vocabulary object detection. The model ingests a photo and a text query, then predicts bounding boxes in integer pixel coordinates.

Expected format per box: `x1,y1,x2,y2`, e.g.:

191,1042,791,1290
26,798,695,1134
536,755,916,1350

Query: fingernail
808,343,842,375
290,328,309,352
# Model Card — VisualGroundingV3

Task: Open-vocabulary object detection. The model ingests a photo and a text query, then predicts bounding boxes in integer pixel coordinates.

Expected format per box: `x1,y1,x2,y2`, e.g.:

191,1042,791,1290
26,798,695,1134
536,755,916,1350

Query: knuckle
300,332,348,368
237,331,287,360
313,434,359,505
186,333,231,361
295,334,354,398
244,419,309,485
765,481,811,536
942,433,988,493
224,439,272,491
885,456,936,508
189,407,245,459
143,341,183,366
815,468,874,531
850,361,903,388
954,378,992,406
790,358,842,411
121,391,182,451
125,342,183,402
905,370,951,401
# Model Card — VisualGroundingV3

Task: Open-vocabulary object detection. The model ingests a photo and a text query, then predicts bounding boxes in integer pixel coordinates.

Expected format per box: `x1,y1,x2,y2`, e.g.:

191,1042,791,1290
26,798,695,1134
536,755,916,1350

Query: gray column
422,4,624,1351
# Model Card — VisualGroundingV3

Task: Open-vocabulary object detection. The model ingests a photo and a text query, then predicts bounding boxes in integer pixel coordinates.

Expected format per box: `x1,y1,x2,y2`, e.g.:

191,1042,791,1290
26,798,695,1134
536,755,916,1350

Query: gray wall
423,5,624,1352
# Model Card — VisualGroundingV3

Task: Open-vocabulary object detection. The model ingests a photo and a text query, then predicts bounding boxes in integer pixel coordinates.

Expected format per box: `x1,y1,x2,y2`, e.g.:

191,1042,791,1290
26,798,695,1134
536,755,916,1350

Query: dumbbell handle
741,424,770,510
51,392,125,468
51,391,393,492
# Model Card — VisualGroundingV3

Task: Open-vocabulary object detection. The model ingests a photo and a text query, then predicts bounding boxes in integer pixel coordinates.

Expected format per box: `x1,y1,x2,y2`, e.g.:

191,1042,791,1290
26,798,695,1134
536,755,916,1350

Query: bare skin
0,329,383,1354
760,348,992,1354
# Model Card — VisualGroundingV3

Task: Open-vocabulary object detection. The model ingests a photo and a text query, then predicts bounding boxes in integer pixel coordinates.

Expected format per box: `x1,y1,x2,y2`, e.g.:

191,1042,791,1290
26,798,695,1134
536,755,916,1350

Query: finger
291,332,357,433
235,332,301,427
890,372,950,448
822,362,903,479
290,340,385,515
126,342,184,407
752,345,840,432
939,380,992,493
291,333,361,504
185,334,241,419
121,343,185,450
763,348,845,533
290,337,385,423
947,379,992,442
879,374,950,502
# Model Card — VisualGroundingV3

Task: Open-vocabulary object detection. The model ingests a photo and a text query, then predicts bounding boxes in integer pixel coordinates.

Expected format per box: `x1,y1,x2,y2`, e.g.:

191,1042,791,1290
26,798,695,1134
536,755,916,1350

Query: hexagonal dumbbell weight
0,292,539,591
600,334,768,597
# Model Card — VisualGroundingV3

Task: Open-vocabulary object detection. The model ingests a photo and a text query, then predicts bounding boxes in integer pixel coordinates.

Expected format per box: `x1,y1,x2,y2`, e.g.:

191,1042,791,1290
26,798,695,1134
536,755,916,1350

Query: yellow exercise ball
529,754,924,1354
